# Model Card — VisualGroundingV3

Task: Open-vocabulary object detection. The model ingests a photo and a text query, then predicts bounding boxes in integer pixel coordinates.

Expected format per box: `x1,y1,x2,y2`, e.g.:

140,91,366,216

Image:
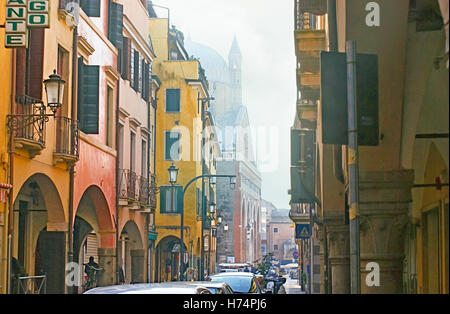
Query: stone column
131,249,145,283
325,213,350,294
359,170,414,294
316,225,327,294
97,248,116,287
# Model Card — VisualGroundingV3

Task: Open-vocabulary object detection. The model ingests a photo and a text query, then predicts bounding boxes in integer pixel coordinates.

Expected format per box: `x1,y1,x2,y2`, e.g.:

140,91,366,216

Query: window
57,45,69,116
165,131,180,161
130,132,136,172
78,58,100,134
160,185,182,214
274,228,278,233
141,139,147,177
106,87,114,148
118,124,124,169
166,89,181,112
107,1,123,49
130,44,135,88
274,245,278,251
80,0,101,17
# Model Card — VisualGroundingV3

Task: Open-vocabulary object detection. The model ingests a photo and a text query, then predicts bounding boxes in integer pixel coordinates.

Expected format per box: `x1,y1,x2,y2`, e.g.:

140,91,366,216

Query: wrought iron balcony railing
119,169,138,201
139,176,150,205
7,95,48,157
55,116,79,159
149,175,158,209
119,170,158,208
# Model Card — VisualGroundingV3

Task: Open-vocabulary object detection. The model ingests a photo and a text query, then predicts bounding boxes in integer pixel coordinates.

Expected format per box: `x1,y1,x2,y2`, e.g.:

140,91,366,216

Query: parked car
84,282,211,294
189,281,234,294
207,272,265,294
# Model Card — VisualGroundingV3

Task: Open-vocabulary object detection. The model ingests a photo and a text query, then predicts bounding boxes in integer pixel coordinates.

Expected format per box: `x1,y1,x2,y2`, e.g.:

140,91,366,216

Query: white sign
4,0,50,48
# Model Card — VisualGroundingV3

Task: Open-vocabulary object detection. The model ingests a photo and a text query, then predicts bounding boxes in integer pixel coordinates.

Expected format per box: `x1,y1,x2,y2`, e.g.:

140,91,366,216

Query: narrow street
284,277,306,295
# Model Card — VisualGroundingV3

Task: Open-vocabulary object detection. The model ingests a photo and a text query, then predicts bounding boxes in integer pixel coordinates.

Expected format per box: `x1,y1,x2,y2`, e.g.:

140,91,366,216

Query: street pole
178,174,234,281
346,40,361,294
200,97,206,281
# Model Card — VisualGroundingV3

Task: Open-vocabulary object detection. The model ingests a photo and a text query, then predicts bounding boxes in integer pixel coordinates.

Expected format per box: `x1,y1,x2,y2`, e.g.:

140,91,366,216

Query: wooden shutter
160,186,167,213
122,37,131,80
80,0,101,17
130,45,135,87
28,29,45,100
15,48,27,97
133,50,140,92
166,89,180,112
78,59,100,134
108,1,123,49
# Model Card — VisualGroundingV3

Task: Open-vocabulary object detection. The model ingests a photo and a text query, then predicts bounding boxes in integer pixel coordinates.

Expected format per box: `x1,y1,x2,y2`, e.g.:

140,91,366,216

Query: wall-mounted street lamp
168,163,179,185
43,70,66,114
209,202,216,214
217,214,223,225
224,224,229,232
167,164,236,281
7,70,66,135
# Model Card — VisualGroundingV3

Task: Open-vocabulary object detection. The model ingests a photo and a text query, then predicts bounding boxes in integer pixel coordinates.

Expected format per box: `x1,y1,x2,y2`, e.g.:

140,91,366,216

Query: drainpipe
145,65,152,283
115,77,120,285
68,22,78,294
151,81,159,282
7,47,17,295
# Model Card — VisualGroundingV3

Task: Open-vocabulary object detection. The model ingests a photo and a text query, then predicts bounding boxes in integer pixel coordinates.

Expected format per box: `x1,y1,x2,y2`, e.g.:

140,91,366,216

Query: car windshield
207,287,221,294
210,276,257,293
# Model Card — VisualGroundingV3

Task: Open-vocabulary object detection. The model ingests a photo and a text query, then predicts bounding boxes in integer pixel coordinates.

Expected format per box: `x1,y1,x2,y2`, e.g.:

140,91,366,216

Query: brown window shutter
28,28,45,100
15,48,27,98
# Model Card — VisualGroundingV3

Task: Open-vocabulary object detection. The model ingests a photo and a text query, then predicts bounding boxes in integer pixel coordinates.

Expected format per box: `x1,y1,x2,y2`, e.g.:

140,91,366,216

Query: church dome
184,40,231,85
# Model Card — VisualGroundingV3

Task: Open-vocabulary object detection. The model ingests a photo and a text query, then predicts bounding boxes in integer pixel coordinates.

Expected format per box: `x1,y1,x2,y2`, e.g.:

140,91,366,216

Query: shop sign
5,0,50,48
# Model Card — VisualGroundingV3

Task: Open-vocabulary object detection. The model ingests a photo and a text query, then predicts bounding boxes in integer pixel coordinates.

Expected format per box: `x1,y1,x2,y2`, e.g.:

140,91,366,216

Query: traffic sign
295,224,311,239
293,251,299,259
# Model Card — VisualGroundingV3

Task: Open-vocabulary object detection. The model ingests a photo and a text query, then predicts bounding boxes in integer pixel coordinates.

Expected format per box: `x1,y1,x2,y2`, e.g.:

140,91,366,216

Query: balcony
149,175,158,210
119,169,138,204
54,117,79,166
7,95,47,159
119,169,156,211
289,203,312,225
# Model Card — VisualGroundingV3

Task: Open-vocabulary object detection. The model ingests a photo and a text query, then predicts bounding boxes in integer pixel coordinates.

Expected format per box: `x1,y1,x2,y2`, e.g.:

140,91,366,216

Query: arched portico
12,173,66,294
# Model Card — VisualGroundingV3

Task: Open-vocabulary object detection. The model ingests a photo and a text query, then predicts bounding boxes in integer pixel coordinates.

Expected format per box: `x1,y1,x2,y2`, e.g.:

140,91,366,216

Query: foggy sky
153,0,297,209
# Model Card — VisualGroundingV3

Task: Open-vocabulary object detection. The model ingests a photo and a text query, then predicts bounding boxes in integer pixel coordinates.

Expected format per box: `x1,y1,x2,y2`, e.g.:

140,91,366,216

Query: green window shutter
166,89,180,112
160,186,167,213
80,0,100,17
78,59,100,134
141,61,148,101
176,186,183,214
108,2,123,49
121,37,130,80
165,131,180,161
133,50,140,92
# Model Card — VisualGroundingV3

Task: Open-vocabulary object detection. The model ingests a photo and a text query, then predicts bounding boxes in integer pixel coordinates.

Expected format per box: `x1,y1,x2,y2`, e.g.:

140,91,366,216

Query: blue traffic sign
293,251,299,259
295,224,311,239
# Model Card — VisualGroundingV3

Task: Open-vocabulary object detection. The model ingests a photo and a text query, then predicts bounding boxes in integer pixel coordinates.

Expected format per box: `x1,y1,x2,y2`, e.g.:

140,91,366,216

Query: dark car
84,282,211,294
189,281,234,294
208,272,265,294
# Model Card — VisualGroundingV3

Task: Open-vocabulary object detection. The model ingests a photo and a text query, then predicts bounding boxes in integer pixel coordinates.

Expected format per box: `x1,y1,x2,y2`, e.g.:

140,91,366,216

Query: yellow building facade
0,0,13,294
150,17,213,281
1,0,78,294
